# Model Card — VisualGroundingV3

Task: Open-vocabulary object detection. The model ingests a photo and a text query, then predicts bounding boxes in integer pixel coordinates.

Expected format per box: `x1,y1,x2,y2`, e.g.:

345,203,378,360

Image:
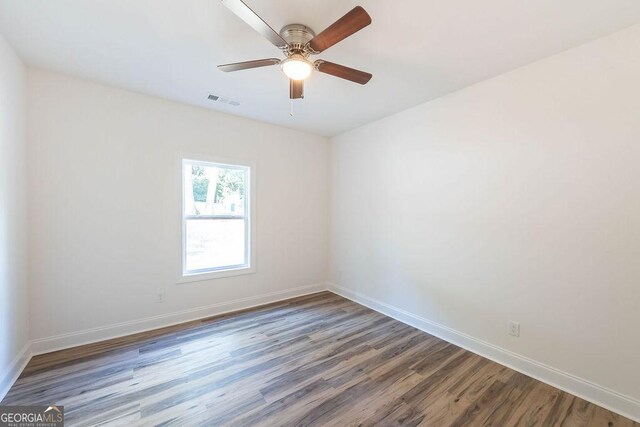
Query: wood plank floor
2,292,637,426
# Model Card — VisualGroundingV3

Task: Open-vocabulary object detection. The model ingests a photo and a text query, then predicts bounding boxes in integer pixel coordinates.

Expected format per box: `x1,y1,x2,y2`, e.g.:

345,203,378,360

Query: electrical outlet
156,292,166,303
508,320,520,337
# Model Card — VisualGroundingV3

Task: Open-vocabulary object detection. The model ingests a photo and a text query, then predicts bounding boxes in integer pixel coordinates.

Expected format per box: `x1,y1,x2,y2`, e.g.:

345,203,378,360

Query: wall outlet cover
508,320,520,337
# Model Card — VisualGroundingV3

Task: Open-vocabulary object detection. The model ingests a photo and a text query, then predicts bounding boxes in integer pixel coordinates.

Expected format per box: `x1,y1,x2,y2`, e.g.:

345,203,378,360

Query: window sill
177,266,255,284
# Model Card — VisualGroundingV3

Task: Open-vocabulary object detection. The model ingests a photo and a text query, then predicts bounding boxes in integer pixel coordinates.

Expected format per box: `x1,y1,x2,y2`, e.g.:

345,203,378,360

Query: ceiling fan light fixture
281,54,313,80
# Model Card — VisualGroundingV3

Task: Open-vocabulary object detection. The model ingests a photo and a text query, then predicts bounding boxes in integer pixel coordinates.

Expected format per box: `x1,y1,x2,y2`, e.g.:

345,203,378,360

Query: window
182,158,251,278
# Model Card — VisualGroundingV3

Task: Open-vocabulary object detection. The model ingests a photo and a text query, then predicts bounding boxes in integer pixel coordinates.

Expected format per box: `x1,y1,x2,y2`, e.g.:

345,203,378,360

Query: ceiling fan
218,0,373,100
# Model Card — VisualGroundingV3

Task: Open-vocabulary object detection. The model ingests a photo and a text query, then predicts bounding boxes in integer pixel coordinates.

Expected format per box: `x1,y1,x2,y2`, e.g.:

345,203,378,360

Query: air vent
207,94,240,107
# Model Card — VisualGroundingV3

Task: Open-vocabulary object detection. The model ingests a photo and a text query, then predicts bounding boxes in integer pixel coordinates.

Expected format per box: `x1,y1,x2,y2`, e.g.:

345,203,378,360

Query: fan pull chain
290,99,294,117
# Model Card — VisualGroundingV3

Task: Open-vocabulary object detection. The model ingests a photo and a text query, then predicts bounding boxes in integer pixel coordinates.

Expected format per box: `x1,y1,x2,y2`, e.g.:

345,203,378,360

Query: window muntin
182,159,250,276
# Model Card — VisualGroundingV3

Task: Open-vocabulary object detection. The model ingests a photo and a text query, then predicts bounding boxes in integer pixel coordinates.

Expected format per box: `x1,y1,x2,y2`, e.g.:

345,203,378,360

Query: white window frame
179,156,256,283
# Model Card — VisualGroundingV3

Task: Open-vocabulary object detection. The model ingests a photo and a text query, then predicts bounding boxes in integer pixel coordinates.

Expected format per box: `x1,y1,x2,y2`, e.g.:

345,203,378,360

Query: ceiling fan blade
290,79,304,99
221,0,288,48
315,60,372,85
308,6,371,53
218,58,281,72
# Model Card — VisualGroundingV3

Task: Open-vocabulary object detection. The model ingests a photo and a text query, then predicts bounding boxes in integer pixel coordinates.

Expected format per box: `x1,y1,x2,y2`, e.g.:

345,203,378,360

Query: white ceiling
1,0,640,137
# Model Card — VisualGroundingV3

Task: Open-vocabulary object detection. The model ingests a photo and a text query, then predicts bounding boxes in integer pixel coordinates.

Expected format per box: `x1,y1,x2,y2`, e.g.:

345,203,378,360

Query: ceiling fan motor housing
280,24,315,55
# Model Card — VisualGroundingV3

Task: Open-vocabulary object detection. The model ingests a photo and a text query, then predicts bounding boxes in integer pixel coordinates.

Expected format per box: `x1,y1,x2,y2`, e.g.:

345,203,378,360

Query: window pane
185,219,246,272
184,162,246,216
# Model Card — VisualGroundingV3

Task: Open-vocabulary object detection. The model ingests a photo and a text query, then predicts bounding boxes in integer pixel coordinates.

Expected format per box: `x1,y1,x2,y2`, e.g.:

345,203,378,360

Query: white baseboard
0,342,32,403
30,283,327,356
327,283,640,423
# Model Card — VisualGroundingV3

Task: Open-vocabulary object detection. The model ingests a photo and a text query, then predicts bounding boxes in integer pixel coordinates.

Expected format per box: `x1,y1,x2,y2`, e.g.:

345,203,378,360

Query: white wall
27,69,329,347
330,23,640,415
0,34,28,395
